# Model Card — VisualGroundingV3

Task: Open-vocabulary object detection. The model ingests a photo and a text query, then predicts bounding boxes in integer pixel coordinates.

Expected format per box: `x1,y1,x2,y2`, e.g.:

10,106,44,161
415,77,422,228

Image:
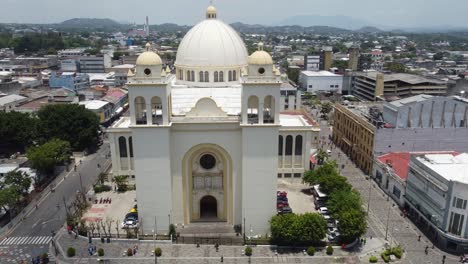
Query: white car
326,149,332,154
318,207,329,215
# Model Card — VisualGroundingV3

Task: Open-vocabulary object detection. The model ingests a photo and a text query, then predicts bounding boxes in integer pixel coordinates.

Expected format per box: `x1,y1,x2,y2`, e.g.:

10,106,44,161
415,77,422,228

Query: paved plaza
277,179,317,214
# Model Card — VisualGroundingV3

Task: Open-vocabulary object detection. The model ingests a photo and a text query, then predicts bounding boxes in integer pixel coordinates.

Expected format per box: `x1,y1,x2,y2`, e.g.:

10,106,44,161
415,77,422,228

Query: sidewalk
52,228,366,264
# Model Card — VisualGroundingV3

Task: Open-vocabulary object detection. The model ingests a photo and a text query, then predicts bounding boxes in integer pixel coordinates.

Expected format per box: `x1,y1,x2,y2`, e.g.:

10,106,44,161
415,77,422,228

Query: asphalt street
0,142,110,262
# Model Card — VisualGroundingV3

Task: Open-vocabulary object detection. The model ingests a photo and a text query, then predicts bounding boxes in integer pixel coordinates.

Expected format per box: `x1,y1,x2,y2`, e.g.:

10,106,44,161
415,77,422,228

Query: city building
353,72,447,101
107,5,319,235
15,91,77,114
332,103,376,174
405,152,468,253
372,151,459,208
49,72,90,91
79,100,113,124
60,59,79,72
304,54,320,71
303,47,333,72
78,55,112,73
0,72,21,95
348,47,359,71
298,71,343,94
0,94,28,112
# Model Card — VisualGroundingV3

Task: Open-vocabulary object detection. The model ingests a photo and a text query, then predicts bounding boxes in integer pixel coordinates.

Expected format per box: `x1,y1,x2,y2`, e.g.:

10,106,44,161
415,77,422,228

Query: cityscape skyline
1,0,467,30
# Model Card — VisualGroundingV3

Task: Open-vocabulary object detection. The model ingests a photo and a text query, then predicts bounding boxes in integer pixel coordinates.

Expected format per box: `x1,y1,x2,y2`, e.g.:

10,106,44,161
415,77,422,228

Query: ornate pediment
186,97,228,117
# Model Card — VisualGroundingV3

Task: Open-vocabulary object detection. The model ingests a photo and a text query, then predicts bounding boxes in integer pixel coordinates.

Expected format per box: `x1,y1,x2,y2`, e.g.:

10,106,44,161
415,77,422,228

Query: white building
107,5,319,235
299,71,343,93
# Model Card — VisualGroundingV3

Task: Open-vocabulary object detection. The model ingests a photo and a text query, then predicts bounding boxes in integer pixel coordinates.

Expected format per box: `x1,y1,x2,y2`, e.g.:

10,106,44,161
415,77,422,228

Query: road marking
0,236,52,245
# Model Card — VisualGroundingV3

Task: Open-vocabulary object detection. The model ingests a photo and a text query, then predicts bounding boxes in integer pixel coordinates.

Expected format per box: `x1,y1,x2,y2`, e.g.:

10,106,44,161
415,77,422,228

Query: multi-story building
49,72,90,91
405,152,468,253
298,71,343,94
0,94,28,112
78,55,112,73
303,47,333,72
61,59,79,72
353,72,447,101
0,73,21,95
79,100,113,124
332,103,377,174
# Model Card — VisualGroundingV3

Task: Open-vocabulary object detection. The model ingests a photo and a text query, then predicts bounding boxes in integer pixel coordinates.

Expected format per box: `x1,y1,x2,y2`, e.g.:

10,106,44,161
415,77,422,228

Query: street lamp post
385,201,394,241
243,217,246,244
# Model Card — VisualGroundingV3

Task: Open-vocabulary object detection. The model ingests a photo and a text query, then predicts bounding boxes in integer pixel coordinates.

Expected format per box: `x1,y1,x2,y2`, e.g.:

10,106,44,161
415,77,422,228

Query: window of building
118,136,127,158
375,170,382,183
284,173,292,178
285,135,293,155
214,71,218,82
277,174,282,178
309,85,313,88
204,71,209,82
452,197,467,209
200,154,216,170
199,71,204,82
228,71,232,81
233,70,237,81
278,136,283,155
191,71,195,81
392,186,401,199
295,135,303,155
330,85,334,88
448,212,465,236
219,71,224,82
293,173,302,178
129,137,134,158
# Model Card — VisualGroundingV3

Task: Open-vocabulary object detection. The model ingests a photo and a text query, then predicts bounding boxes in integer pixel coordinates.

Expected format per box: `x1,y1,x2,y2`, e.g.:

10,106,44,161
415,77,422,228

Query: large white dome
175,19,248,68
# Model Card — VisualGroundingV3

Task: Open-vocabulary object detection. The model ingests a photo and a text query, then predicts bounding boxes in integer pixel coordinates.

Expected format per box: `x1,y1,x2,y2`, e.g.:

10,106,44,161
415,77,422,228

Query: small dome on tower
206,5,217,19
136,43,162,66
248,43,273,65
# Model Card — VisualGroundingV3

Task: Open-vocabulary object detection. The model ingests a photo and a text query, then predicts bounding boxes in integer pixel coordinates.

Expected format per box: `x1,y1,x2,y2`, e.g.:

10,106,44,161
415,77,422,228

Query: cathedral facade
108,6,319,235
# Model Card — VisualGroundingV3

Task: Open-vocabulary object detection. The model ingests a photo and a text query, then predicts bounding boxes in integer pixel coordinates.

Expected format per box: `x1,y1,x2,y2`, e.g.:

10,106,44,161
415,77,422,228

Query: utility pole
243,217,246,244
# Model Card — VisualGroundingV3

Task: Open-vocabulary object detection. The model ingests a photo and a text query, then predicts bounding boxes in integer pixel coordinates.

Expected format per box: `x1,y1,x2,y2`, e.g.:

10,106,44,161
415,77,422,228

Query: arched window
263,95,275,123
219,71,224,82
151,96,162,125
134,96,146,125
204,71,209,82
179,69,183,80
278,135,283,155
233,70,237,81
247,95,259,124
191,71,195,81
119,136,127,158
129,136,134,158
295,135,303,155
199,71,204,82
285,135,293,156
186,70,190,81
214,71,219,82
228,71,232,81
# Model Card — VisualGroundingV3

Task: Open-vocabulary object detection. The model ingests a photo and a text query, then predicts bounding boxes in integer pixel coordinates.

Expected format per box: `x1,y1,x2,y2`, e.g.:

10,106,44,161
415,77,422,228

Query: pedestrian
425,246,428,255
442,255,446,264
418,235,421,241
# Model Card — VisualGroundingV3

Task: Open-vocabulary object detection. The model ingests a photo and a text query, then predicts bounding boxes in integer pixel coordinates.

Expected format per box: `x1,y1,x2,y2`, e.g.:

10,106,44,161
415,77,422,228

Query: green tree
286,67,300,84
384,62,406,73
303,161,338,185
3,170,32,195
0,186,21,213
338,208,367,243
0,111,38,151
327,189,362,219
331,60,348,71
112,175,128,191
37,104,100,151
320,102,333,115
27,139,71,175
270,213,327,245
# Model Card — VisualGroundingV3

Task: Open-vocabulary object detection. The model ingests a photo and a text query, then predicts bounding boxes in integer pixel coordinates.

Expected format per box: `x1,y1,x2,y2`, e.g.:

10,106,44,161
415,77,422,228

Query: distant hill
230,22,352,35
356,26,383,33
276,15,373,30
59,18,120,28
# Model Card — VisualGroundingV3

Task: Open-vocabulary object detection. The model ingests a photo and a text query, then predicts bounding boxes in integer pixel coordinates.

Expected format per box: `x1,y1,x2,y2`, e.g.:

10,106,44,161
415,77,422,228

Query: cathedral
108,5,319,235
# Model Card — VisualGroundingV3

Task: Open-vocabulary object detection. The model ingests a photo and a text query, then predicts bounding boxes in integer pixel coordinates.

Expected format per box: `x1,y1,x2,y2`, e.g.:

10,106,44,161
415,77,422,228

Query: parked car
278,206,293,215
121,212,139,229
328,231,341,241
318,207,329,215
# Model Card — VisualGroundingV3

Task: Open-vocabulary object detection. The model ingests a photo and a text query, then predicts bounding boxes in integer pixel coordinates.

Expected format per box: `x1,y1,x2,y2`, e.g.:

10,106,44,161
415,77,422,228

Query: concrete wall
242,127,278,235
299,74,343,93
374,128,468,155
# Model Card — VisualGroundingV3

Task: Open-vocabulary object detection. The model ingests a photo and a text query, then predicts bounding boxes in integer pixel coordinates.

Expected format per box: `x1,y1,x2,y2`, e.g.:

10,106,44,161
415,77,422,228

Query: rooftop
377,151,459,181
416,153,468,184
0,94,27,106
387,94,434,108
356,72,446,85
301,71,341,77
79,100,109,110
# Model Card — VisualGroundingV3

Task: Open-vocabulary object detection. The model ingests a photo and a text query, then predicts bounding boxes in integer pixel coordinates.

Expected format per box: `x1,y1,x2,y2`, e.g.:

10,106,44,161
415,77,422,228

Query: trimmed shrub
127,248,133,256
154,247,162,257
326,245,334,255
245,246,253,256
93,185,111,193
307,246,316,256
369,255,378,263
67,247,76,257
391,246,403,258
41,253,49,264
97,248,104,256
381,252,390,263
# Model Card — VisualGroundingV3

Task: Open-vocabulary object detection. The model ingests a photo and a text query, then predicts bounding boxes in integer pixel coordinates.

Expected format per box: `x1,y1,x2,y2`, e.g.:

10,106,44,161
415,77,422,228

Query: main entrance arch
182,144,233,224
200,195,218,219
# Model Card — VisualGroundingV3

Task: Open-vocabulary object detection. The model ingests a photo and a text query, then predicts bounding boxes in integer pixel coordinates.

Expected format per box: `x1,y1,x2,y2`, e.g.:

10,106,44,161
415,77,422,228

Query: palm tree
112,175,128,191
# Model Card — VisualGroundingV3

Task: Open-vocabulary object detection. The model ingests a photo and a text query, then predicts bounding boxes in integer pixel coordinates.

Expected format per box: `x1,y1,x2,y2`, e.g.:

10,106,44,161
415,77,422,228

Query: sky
1,0,467,29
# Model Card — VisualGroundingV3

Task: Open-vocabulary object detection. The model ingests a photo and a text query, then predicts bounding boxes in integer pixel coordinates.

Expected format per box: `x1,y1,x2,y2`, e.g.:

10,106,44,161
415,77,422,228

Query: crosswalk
0,236,52,245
